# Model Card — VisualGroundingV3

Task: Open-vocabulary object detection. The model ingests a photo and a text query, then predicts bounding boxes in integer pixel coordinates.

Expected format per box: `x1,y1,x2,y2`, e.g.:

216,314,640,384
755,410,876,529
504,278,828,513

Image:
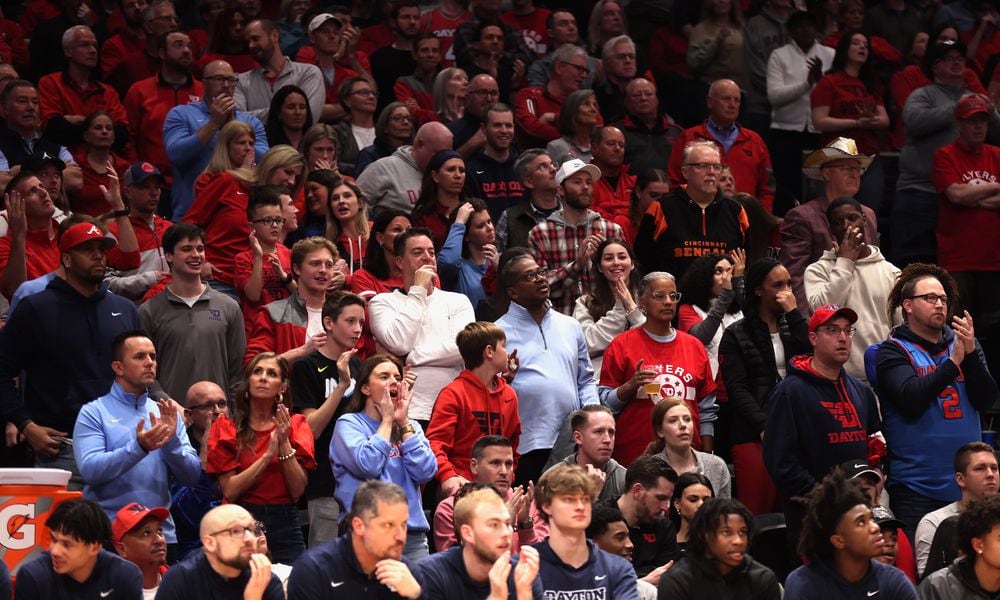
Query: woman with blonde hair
255,144,306,239
324,174,371,274
302,123,339,173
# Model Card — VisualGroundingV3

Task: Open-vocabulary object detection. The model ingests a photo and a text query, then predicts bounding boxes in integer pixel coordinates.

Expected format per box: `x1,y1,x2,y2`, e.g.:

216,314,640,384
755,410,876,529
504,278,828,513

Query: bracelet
400,423,416,436
112,208,130,218
282,272,293,284
278,447,297,462
517,517,534,531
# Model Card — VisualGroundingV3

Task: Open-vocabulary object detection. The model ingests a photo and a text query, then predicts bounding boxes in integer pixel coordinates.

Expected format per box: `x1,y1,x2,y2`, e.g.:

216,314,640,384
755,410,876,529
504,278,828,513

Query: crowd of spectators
0,0,999,599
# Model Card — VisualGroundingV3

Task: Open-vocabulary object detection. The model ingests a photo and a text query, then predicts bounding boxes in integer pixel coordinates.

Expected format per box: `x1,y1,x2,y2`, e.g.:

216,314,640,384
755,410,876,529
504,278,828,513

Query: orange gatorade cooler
0,469,81,576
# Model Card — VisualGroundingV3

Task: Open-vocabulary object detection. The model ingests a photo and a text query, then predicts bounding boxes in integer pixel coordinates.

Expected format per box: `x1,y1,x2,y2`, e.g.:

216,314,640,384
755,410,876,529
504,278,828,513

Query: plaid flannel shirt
527,209,624,315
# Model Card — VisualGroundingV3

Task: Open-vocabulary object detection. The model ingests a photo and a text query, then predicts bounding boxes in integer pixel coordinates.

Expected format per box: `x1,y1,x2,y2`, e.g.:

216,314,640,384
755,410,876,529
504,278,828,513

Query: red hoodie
183,172,252,286
426,369,522,483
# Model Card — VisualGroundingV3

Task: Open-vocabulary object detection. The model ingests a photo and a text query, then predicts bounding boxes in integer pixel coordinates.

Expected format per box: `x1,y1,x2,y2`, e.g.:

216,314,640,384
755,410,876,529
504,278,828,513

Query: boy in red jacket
427,321,522,497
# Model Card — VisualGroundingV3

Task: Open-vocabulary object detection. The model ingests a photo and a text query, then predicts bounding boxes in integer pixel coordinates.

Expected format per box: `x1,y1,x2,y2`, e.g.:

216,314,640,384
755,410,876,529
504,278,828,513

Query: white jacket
804,246,902,381
767,41,834,132
573,296,645,375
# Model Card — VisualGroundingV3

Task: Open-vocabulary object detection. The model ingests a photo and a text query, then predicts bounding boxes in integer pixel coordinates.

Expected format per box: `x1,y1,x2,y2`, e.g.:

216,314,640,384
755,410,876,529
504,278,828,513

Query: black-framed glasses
188,399,227,412
907,293,950,306
251,217,286,227
209,523,257,540
204,75,238,84
816,325,856,337
684,162,724,172
516,269,547,282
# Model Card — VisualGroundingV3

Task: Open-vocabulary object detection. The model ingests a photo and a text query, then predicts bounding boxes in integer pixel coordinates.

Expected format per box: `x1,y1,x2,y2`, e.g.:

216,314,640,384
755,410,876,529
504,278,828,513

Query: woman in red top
255,144,306,225
70,111,130,217
350,208,410,359
325,174,370,275
811,30,890,214
207,352,315,565
411,150,468,250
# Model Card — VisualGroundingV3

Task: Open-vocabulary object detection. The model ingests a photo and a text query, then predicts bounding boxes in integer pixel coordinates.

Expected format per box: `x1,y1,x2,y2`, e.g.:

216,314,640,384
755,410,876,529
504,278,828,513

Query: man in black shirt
609,455,680,578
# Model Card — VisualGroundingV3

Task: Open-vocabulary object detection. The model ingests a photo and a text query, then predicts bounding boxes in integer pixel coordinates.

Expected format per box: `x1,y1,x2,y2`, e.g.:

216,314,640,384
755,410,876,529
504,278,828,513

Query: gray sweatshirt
356,145,423,217
897,83,968,193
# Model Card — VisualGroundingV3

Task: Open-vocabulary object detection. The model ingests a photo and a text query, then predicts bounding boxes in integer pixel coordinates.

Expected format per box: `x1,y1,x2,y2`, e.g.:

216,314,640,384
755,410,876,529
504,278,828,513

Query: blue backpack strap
864,341,882,387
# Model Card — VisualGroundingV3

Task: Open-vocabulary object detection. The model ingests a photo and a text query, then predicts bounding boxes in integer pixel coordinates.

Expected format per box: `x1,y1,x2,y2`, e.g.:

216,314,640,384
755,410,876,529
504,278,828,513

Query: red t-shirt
234,243,292,337
500,9,552,58
932,141,1000,271
69,151,130,217
183,172,252,286
810,71,884,155
206,413,316,505
420,8,472,67
0,223,60,282
600,327,716,466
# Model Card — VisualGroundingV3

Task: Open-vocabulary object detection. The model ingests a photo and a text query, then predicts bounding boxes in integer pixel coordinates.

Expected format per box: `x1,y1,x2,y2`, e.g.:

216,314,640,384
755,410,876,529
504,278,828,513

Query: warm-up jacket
919,557,1000,600
658,553,781,600
763,354,882,498
425,370,522,483
244,291,308,366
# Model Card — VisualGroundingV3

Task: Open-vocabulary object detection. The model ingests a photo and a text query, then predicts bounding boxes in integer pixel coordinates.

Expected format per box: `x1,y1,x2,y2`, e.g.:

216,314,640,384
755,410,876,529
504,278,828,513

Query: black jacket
658,553,781,600
719,309,810,445
919,556,1000,599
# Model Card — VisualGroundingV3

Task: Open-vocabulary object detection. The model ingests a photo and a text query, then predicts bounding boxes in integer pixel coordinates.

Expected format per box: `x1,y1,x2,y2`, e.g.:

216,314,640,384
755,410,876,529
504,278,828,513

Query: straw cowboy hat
802,137,875,181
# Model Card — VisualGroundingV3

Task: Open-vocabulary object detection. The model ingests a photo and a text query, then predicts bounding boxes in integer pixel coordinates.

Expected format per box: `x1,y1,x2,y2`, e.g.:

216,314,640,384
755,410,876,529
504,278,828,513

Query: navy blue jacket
0,278,140,432
784,559,917,600
287,534,413,599
763,354,881,498
411,545,543,598
157,551,283,600
15,550,141,600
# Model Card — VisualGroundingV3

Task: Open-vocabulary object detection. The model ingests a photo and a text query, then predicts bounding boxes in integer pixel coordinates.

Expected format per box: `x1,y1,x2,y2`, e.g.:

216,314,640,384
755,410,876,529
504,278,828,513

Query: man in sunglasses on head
868,264,1000,540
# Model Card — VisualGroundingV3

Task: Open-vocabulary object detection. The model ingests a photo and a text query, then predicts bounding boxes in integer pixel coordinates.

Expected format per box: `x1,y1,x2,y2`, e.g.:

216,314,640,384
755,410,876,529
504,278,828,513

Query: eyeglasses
209,523,257,540
470,88,500,98
516,269,547,282
349,88,376,97
251,217,286,227
204,75,238,84
816,325,856,337
647,291,682,302
684,162,724,172
558,61,590,76
908,293,950,306
187,399,227,412
389,114,412,122
612,52,636,61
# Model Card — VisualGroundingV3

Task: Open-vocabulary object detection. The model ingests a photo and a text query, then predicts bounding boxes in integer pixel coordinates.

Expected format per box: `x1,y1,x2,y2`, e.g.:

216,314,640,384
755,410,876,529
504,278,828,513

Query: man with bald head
448,74,500,156
164,60,269,220
158,504,284,599
357,121,455,216
614,78,684,175
589,126,635,224
667,78,776,212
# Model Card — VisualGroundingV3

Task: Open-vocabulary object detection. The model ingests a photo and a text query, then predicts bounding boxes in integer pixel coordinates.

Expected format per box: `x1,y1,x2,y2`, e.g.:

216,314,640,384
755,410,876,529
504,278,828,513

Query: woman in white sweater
573,238,644,374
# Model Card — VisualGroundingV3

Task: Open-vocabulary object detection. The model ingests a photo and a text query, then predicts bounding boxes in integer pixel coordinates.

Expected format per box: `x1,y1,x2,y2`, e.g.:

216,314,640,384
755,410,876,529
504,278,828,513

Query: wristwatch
517,517,534,531
112,208,131,218
400,423,416,436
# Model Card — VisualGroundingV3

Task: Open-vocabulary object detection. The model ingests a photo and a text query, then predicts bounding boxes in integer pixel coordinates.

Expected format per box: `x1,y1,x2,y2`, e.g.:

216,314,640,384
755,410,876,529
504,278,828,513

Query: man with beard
465,103,523,221
123,32,203,197
107,0,184,98
414,488,542,598
635,140,748,281
497,254,598,486
527,158,623,315
609,455,679,580
235,19,324,122
100,0,148,78
287,481,422,599
370,1,419,112
589,126,634,225
0,217,139,486
549,405,627,503
157,504,283,600
869,264,999,540
140,223,245,401
73,331,202,553
112,502,171,598
764,304,881,547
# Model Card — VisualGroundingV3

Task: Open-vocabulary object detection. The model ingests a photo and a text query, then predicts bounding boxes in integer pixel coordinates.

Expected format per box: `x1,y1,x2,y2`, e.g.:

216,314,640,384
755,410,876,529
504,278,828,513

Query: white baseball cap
555,159,601,186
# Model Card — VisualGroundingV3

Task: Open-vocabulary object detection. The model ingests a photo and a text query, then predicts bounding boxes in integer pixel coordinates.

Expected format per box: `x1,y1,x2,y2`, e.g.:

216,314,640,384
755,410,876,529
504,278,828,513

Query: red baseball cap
58,222,117,253
112,502,169,543
955,95,991,120
808,304,859,333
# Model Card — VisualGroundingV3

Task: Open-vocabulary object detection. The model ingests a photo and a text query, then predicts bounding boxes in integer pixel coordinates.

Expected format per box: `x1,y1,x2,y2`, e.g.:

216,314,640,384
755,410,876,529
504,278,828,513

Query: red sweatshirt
426,370,522,483
183,172,251,286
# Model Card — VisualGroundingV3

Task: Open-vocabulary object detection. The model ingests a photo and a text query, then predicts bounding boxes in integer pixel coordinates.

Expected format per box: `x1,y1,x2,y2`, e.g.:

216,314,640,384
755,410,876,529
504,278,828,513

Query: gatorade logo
0,503,35,550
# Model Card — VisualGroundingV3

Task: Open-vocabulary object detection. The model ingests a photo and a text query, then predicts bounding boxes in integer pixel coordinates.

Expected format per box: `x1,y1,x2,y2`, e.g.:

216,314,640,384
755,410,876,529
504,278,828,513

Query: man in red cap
113,502,170,598
762,304,882,539
932,94,1000,328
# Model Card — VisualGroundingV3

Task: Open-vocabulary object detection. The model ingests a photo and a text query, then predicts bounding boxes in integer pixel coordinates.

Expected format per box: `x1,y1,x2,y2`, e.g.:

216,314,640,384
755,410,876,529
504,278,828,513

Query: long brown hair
643,398,690,456
346,354,407,443
231,352,291,452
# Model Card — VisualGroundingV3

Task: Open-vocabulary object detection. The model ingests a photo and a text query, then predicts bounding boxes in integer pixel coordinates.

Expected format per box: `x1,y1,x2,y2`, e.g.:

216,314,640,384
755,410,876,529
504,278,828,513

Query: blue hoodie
74,381,202,543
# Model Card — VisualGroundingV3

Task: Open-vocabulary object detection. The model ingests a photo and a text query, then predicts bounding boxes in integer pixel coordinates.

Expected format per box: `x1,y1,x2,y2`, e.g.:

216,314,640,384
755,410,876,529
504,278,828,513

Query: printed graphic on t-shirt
638,364,696,402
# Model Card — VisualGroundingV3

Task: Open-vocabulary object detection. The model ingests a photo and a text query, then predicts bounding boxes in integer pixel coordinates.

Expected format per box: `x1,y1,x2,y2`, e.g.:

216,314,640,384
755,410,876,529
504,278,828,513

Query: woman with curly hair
678,250,745,387
658,497,780,598
207,352,315,564
785,469,917,599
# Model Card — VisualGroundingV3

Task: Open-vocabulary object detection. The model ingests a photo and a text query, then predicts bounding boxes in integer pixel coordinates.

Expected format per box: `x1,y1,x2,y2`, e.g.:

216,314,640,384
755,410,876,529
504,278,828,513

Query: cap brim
876,518,904,530
802,148,874,180
113,506,170,541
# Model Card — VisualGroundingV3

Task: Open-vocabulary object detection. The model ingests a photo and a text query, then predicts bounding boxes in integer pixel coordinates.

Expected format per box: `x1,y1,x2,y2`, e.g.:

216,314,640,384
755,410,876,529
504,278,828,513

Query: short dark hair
351,480,407,522
686,498,754,559
392,226,434,258
321,291,365,325
156,30,189,53
586,501,627,539
0,79,33,105
956,441,996,474
391,0,419,20
625,455,677,490
471,435,512,461
456,321,506,369
162,222,205,255
6,169,38,198
799,468,872,561
825,197,864,223
46,499,112,545
958,495,1000,558
247,184,285,220
112,330,151,362
570,404,614,432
